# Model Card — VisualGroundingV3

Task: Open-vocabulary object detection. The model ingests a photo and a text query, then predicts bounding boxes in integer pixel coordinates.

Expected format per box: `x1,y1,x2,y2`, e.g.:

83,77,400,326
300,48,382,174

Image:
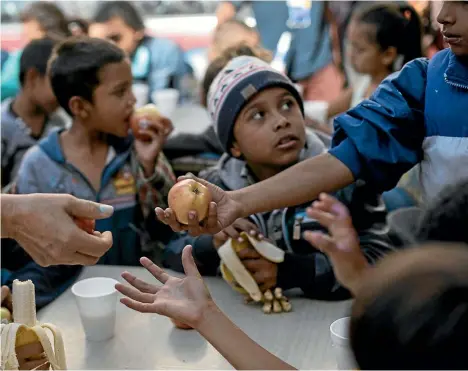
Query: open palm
115,246,213,328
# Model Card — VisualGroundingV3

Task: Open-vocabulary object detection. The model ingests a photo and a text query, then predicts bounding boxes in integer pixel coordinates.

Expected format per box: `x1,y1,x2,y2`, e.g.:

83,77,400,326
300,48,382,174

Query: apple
73,218,95,234
168,179,212,224
1,307,12,323
131,104,160,141
171,318,193,330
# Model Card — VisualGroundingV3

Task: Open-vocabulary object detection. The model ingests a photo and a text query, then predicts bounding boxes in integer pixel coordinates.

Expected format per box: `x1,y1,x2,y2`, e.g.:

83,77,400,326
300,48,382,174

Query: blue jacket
2,129,176,308
329,49,468,202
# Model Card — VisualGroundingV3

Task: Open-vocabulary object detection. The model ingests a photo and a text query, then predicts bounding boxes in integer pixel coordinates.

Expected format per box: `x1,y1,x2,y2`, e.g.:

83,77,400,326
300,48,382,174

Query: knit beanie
207,56,304,153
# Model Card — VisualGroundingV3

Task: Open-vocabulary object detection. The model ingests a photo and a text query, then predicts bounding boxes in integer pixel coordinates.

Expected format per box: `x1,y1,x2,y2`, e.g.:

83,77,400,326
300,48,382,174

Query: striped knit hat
207,56,304,153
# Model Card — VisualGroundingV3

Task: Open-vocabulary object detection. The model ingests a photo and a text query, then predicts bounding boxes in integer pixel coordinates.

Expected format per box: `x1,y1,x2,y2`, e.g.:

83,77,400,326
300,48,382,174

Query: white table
38,266,352,370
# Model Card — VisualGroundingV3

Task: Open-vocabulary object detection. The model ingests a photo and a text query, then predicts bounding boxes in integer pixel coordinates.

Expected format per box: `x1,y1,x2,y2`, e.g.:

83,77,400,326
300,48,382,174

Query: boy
4,37,175,308
157,1,468,238
163,56,393,300
1,38,65,190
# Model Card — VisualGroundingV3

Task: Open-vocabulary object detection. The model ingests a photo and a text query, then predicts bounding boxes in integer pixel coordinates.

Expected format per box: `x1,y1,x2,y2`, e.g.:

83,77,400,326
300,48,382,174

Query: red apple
171,318,193,330
73,218,95,234
131,104,160,141
168,179,212,224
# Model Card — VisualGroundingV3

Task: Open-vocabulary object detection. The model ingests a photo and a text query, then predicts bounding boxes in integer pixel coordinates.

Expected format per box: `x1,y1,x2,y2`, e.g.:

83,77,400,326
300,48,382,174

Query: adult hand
237,248,278,291
213,218,263,249
134,114,173,178
155,174,244,236
1,194,114,267
303,193,368,295
116,245,214,329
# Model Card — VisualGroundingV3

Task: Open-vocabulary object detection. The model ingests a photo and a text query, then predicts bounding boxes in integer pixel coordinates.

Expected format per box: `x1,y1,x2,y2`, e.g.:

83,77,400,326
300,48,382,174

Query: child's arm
116,246,295,370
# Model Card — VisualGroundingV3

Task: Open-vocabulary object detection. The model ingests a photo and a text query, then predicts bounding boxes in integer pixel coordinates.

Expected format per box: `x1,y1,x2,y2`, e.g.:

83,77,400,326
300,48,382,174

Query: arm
231,58,428,217
326,88,353,119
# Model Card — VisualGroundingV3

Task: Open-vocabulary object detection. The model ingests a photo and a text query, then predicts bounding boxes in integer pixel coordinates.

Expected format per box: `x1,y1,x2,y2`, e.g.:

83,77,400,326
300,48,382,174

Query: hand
1,285,12,312
16,342,49,370
134,115,173,177
1,194,114,267
237,249,278,291
116,245,214,329
302,193,368,295
155,174,244,236
213,218,263,249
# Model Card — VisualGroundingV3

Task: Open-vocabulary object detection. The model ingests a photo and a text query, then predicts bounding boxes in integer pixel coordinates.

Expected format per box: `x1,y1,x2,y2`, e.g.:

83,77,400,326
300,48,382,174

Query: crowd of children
1,0,468,369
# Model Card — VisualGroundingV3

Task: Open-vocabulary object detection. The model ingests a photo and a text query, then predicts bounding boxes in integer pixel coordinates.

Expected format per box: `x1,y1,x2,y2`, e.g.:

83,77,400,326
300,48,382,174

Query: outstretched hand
303,193,368,295
155,174,244,236
115,245,214,329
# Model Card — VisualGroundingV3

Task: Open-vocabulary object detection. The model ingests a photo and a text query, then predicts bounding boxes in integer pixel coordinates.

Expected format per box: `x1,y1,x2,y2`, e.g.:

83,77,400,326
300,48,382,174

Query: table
38,266,352,370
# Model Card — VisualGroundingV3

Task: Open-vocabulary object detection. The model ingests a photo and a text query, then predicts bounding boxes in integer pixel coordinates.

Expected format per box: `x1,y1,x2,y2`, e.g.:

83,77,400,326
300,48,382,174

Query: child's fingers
24,359,50,371
303,231,338,255
306,207,335,228
318,193,351,219
16,342,44,359
120,297,156,313
115,283,154,303
140,257,171,283
121,271,159,294
237,248,261,260
182,245,202,278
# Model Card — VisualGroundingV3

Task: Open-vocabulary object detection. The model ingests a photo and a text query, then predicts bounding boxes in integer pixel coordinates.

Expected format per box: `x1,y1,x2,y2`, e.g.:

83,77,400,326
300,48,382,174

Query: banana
0,280,67,370
218,232,292,313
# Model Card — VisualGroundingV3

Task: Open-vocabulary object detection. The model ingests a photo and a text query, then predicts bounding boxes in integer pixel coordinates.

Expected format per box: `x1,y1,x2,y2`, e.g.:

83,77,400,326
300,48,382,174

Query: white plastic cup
133,83,149,108
151,88,180,117
330,317,357,370
71,277,119,342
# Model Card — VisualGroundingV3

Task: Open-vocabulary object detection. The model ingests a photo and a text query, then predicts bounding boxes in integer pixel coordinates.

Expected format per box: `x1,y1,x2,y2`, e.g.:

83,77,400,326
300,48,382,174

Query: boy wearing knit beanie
163,56,393,300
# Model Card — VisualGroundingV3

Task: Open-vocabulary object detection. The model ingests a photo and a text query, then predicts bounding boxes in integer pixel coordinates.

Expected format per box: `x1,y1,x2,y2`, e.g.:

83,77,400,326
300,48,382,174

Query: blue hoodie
329,49,468,202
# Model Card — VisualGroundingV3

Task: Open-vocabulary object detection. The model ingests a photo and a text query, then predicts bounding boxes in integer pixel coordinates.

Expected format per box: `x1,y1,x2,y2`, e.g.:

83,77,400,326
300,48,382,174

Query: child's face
82,59,136,137
27,70,58,114
89,17,143,55
347,20,396,75
437,1,468,57
231,87,306,170
22,20,46,43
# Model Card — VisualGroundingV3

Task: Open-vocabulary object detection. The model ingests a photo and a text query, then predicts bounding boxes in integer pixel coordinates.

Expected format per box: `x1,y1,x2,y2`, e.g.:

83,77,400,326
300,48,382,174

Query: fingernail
249,230,256,235
189,212,195,220
238,237,244,242
99,204,114,215
186,172,195,178
258,234,264,239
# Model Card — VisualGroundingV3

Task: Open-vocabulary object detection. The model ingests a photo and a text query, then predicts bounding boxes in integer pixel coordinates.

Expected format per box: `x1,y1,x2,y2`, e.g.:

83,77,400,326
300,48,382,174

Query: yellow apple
168,179,212,224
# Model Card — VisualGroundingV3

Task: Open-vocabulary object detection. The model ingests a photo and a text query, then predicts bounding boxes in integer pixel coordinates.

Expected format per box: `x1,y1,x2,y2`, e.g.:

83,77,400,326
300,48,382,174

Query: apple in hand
171,318,193,330
73,218,95,234
168,179,212,224
130,104,160,141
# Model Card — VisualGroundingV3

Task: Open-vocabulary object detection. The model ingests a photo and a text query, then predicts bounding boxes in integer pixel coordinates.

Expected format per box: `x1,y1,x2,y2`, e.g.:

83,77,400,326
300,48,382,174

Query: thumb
66,197,114,220
181,245,202,278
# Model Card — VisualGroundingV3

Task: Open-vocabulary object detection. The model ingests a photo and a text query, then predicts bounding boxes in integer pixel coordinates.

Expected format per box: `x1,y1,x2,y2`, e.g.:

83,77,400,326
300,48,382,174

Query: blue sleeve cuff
328,138,362,180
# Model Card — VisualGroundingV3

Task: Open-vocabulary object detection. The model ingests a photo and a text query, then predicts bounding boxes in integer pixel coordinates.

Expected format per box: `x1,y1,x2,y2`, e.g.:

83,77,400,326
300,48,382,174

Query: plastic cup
71,277,119,342
133,83,149,108
330,317,357,370
151,88,180,117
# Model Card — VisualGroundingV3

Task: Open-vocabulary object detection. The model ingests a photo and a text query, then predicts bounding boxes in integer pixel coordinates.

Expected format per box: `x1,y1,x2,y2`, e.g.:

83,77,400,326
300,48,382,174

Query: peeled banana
218,232,292,313
1,280,67,370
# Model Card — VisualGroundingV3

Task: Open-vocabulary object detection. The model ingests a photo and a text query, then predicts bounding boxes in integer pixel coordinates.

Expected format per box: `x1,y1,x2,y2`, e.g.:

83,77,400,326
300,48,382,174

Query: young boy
157,1,468,238
163,55,393,300
1,38,65,190
4,37,176,308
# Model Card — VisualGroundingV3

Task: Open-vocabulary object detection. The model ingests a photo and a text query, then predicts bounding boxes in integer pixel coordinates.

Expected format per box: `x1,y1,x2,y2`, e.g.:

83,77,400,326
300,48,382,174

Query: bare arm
233,153,354,218
1,194,16,239
327,88,353,120
198,303,296,370
216,2,237,25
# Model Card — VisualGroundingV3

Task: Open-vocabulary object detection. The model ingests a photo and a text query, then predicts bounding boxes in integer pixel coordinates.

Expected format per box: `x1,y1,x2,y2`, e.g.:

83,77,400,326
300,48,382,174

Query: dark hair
19,38,57,87
48,37,126,115
350,243,468,369
416,179,468,244
353,2,423,69
201,44,272,107
20,2,71,39
93,1,145,31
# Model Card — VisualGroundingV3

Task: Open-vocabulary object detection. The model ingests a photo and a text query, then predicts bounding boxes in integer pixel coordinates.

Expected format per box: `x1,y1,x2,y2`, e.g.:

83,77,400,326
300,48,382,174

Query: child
115,242,468,370
89,1,189,100
163,55,393,300
5,37,176,308
1,38,65,190
156,1,468,237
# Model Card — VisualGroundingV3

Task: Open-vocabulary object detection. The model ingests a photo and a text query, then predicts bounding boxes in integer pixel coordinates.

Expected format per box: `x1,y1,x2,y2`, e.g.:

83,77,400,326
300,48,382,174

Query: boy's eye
252,111,264,120
281,100,293,111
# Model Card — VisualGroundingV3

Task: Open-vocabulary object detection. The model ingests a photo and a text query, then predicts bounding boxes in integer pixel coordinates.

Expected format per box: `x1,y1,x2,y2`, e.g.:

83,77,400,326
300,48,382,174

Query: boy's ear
230,141,242,158
68,96,92,119
24,68,40,88
382,46,398,67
